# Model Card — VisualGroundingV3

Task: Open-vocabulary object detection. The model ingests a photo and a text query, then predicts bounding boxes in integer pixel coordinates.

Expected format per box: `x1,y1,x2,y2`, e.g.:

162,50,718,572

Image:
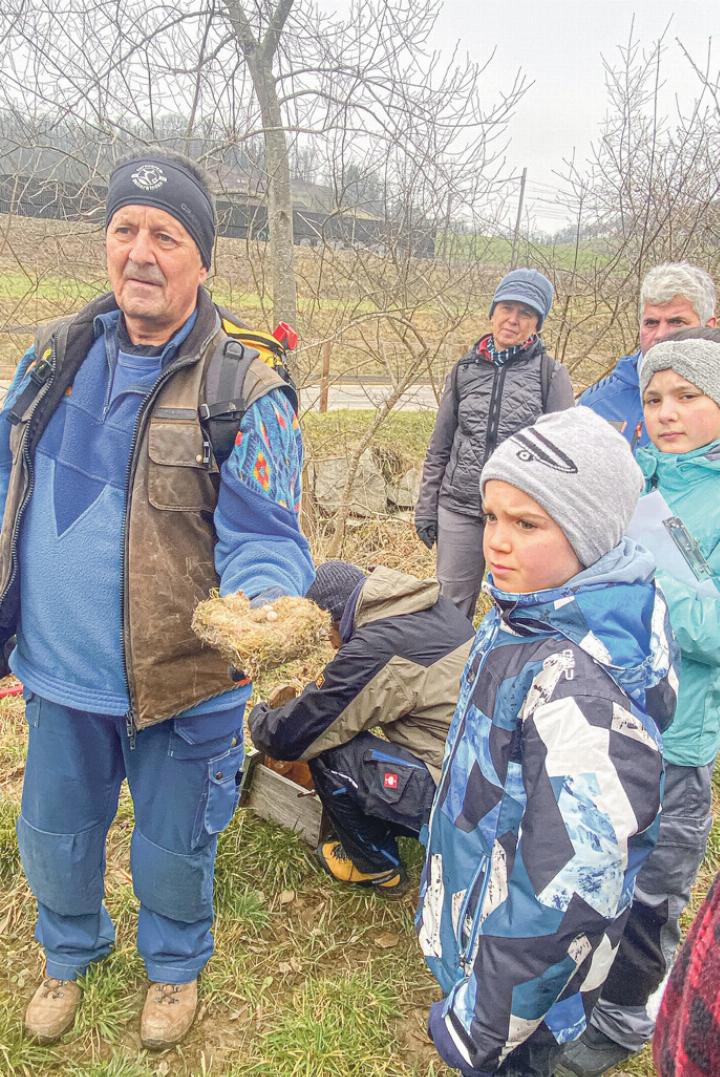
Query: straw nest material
192,592,332,680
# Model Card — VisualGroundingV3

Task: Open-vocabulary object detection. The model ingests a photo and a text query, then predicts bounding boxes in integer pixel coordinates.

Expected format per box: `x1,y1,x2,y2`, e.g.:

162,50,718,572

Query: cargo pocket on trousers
197,743,245,845
362,750,427,827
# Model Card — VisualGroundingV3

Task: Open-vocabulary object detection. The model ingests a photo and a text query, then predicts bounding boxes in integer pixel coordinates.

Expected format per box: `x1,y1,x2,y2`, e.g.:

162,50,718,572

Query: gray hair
640,262,716,324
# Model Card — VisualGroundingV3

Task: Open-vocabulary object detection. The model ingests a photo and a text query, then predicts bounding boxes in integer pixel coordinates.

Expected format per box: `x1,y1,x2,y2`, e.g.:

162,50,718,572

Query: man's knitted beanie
488,268,555,329
306,561,367,623
480,407,644,567
639,334,720,407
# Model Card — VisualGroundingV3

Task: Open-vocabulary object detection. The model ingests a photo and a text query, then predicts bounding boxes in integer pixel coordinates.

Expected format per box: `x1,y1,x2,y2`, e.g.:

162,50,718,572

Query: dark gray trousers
436,505,485,620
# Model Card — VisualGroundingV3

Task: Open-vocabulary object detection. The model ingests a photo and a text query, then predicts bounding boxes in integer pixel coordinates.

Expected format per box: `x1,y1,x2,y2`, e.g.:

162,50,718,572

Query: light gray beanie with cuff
639,338,720,406
480,407,644,567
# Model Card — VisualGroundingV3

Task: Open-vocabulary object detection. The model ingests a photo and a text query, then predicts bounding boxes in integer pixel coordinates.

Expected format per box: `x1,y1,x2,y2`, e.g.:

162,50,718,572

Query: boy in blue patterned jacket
416,407,678,1076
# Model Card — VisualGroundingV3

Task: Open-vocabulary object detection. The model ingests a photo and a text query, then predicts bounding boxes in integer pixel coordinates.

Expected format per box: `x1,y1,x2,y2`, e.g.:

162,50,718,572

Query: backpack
8,304,299,470
201,307,298,465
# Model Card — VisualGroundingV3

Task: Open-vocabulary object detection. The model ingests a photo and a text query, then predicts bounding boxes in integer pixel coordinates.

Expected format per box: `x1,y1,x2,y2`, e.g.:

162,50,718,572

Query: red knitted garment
654,873,720,1076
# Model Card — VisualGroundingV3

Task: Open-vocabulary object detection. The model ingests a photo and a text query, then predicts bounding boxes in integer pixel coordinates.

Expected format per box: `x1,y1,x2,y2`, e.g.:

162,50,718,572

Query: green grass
251,967,401,1076
0,796,20,883
1,688,718,1075
436,231,614,273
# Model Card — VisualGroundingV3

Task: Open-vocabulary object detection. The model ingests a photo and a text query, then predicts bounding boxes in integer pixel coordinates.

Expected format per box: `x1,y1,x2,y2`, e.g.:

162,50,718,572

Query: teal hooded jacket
636,438,720,767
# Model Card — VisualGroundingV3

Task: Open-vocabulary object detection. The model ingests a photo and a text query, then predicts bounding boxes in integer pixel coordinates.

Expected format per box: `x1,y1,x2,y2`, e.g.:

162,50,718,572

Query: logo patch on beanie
513,429,578,473
131,164,168,192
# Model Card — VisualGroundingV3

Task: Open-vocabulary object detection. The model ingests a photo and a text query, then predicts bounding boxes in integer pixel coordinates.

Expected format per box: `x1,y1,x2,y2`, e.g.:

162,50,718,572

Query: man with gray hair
579,261,716,448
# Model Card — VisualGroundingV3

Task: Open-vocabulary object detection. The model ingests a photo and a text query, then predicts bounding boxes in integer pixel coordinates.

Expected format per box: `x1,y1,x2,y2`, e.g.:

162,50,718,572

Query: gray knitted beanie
306,561,366,623
488,268,555,329
480,407,644,567
639,338,720,406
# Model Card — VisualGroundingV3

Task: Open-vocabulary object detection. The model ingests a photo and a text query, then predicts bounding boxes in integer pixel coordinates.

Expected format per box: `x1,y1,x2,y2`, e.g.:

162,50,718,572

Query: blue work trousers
17,693,245,983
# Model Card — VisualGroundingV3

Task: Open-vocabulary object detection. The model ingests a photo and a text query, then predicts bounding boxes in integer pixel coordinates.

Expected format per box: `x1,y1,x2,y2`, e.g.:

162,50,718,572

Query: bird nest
191,591,331,681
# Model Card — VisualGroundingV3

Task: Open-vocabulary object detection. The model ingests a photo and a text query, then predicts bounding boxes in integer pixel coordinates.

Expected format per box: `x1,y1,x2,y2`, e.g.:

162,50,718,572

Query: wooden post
319,340,331,413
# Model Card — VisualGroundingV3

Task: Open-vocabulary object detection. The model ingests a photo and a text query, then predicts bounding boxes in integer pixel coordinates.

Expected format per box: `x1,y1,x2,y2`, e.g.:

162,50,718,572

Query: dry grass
0,212,629,389
192,592,331,680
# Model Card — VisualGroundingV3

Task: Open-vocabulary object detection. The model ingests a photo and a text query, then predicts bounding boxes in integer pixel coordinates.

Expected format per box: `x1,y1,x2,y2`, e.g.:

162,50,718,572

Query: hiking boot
555,1025,636,1076
24,976,81,1044
140,979,198,1050
315,840,409,897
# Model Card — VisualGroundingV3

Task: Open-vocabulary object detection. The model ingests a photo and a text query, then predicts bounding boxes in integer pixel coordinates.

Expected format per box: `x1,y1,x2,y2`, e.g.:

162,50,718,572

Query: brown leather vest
0,289,288,729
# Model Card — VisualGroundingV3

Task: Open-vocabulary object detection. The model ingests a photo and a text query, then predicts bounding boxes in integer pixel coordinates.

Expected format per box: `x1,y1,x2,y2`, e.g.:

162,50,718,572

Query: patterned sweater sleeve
429,686,663,1075
213,387,315,599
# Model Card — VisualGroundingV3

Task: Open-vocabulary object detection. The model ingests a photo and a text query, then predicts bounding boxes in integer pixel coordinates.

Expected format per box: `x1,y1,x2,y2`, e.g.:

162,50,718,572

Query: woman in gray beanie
414,267,574,618
561,327,720,1077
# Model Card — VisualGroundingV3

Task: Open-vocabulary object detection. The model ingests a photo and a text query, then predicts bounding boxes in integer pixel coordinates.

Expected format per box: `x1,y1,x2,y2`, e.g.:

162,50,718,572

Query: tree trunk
249,60,298,329
222,0,298,331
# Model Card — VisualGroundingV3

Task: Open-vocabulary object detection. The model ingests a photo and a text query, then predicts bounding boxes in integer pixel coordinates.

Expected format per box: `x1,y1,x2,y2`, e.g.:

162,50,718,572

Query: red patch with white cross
383,771,399,789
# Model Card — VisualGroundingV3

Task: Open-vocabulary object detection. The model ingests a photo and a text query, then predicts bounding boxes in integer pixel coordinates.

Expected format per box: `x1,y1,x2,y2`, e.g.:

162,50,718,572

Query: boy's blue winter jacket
416,541,678,1075
578,351,649,449
636,438,720,767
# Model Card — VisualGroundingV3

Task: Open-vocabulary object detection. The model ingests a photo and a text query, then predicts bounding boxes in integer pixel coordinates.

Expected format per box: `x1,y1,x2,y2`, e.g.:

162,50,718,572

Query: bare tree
517,24,720,386
0,0,528,334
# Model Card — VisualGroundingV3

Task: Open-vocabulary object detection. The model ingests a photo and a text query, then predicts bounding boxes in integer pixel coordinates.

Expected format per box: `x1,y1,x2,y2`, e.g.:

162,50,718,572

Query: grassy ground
0,213,637,391
0,409,717,1076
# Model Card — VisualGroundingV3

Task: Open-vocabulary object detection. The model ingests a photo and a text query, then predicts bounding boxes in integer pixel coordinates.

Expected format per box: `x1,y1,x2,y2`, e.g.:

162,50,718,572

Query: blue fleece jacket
0,309,314,717
578,351,649,450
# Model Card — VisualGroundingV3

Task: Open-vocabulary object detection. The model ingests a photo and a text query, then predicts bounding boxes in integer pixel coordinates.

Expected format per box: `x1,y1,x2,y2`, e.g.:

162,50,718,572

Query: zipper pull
125,708,137,750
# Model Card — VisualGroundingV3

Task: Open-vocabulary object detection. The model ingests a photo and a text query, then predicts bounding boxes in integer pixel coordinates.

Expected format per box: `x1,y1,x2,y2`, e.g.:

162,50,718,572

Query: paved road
0,379,440,413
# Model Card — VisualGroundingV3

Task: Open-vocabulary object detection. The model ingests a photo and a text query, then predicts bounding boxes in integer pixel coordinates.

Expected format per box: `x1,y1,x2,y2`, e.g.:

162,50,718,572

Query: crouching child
416,407,678,1076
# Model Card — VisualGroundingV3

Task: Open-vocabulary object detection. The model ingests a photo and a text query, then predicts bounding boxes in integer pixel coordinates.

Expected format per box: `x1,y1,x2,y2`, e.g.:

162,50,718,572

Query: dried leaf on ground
374,931,401,949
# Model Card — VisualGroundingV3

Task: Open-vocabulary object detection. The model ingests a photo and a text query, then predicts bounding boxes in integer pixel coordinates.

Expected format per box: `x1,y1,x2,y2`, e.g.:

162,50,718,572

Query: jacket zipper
456,859,493,968
423,631,502,963
0,346,57,610
121,325,219,747
483,362,507,466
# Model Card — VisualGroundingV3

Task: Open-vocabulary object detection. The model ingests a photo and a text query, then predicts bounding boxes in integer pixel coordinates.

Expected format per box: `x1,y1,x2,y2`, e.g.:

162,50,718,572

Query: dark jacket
249,566,474,782
416,337,574,521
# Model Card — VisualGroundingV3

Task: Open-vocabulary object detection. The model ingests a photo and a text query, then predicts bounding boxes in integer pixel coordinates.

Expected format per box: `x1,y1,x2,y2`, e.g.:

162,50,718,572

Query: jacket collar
637,437,720,488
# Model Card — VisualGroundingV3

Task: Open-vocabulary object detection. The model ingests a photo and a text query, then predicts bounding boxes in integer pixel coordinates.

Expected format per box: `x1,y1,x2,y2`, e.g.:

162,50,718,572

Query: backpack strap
540,350,556,411
199,337,298,467
5,314,74,426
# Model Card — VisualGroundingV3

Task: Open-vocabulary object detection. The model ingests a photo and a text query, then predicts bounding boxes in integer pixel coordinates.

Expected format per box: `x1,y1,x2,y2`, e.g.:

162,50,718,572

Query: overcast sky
430,0,716,232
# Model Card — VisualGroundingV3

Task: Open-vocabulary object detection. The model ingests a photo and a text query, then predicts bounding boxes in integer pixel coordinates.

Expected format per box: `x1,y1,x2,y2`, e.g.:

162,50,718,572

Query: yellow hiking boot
315,841,409,897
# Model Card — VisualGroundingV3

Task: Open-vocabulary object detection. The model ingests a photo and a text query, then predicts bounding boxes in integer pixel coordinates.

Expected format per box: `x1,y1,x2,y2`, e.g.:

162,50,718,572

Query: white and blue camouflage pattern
417,539,678,1075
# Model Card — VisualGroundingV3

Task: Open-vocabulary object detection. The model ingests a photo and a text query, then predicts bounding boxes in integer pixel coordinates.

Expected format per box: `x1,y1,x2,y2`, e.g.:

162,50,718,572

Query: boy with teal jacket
561,327,720,1076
